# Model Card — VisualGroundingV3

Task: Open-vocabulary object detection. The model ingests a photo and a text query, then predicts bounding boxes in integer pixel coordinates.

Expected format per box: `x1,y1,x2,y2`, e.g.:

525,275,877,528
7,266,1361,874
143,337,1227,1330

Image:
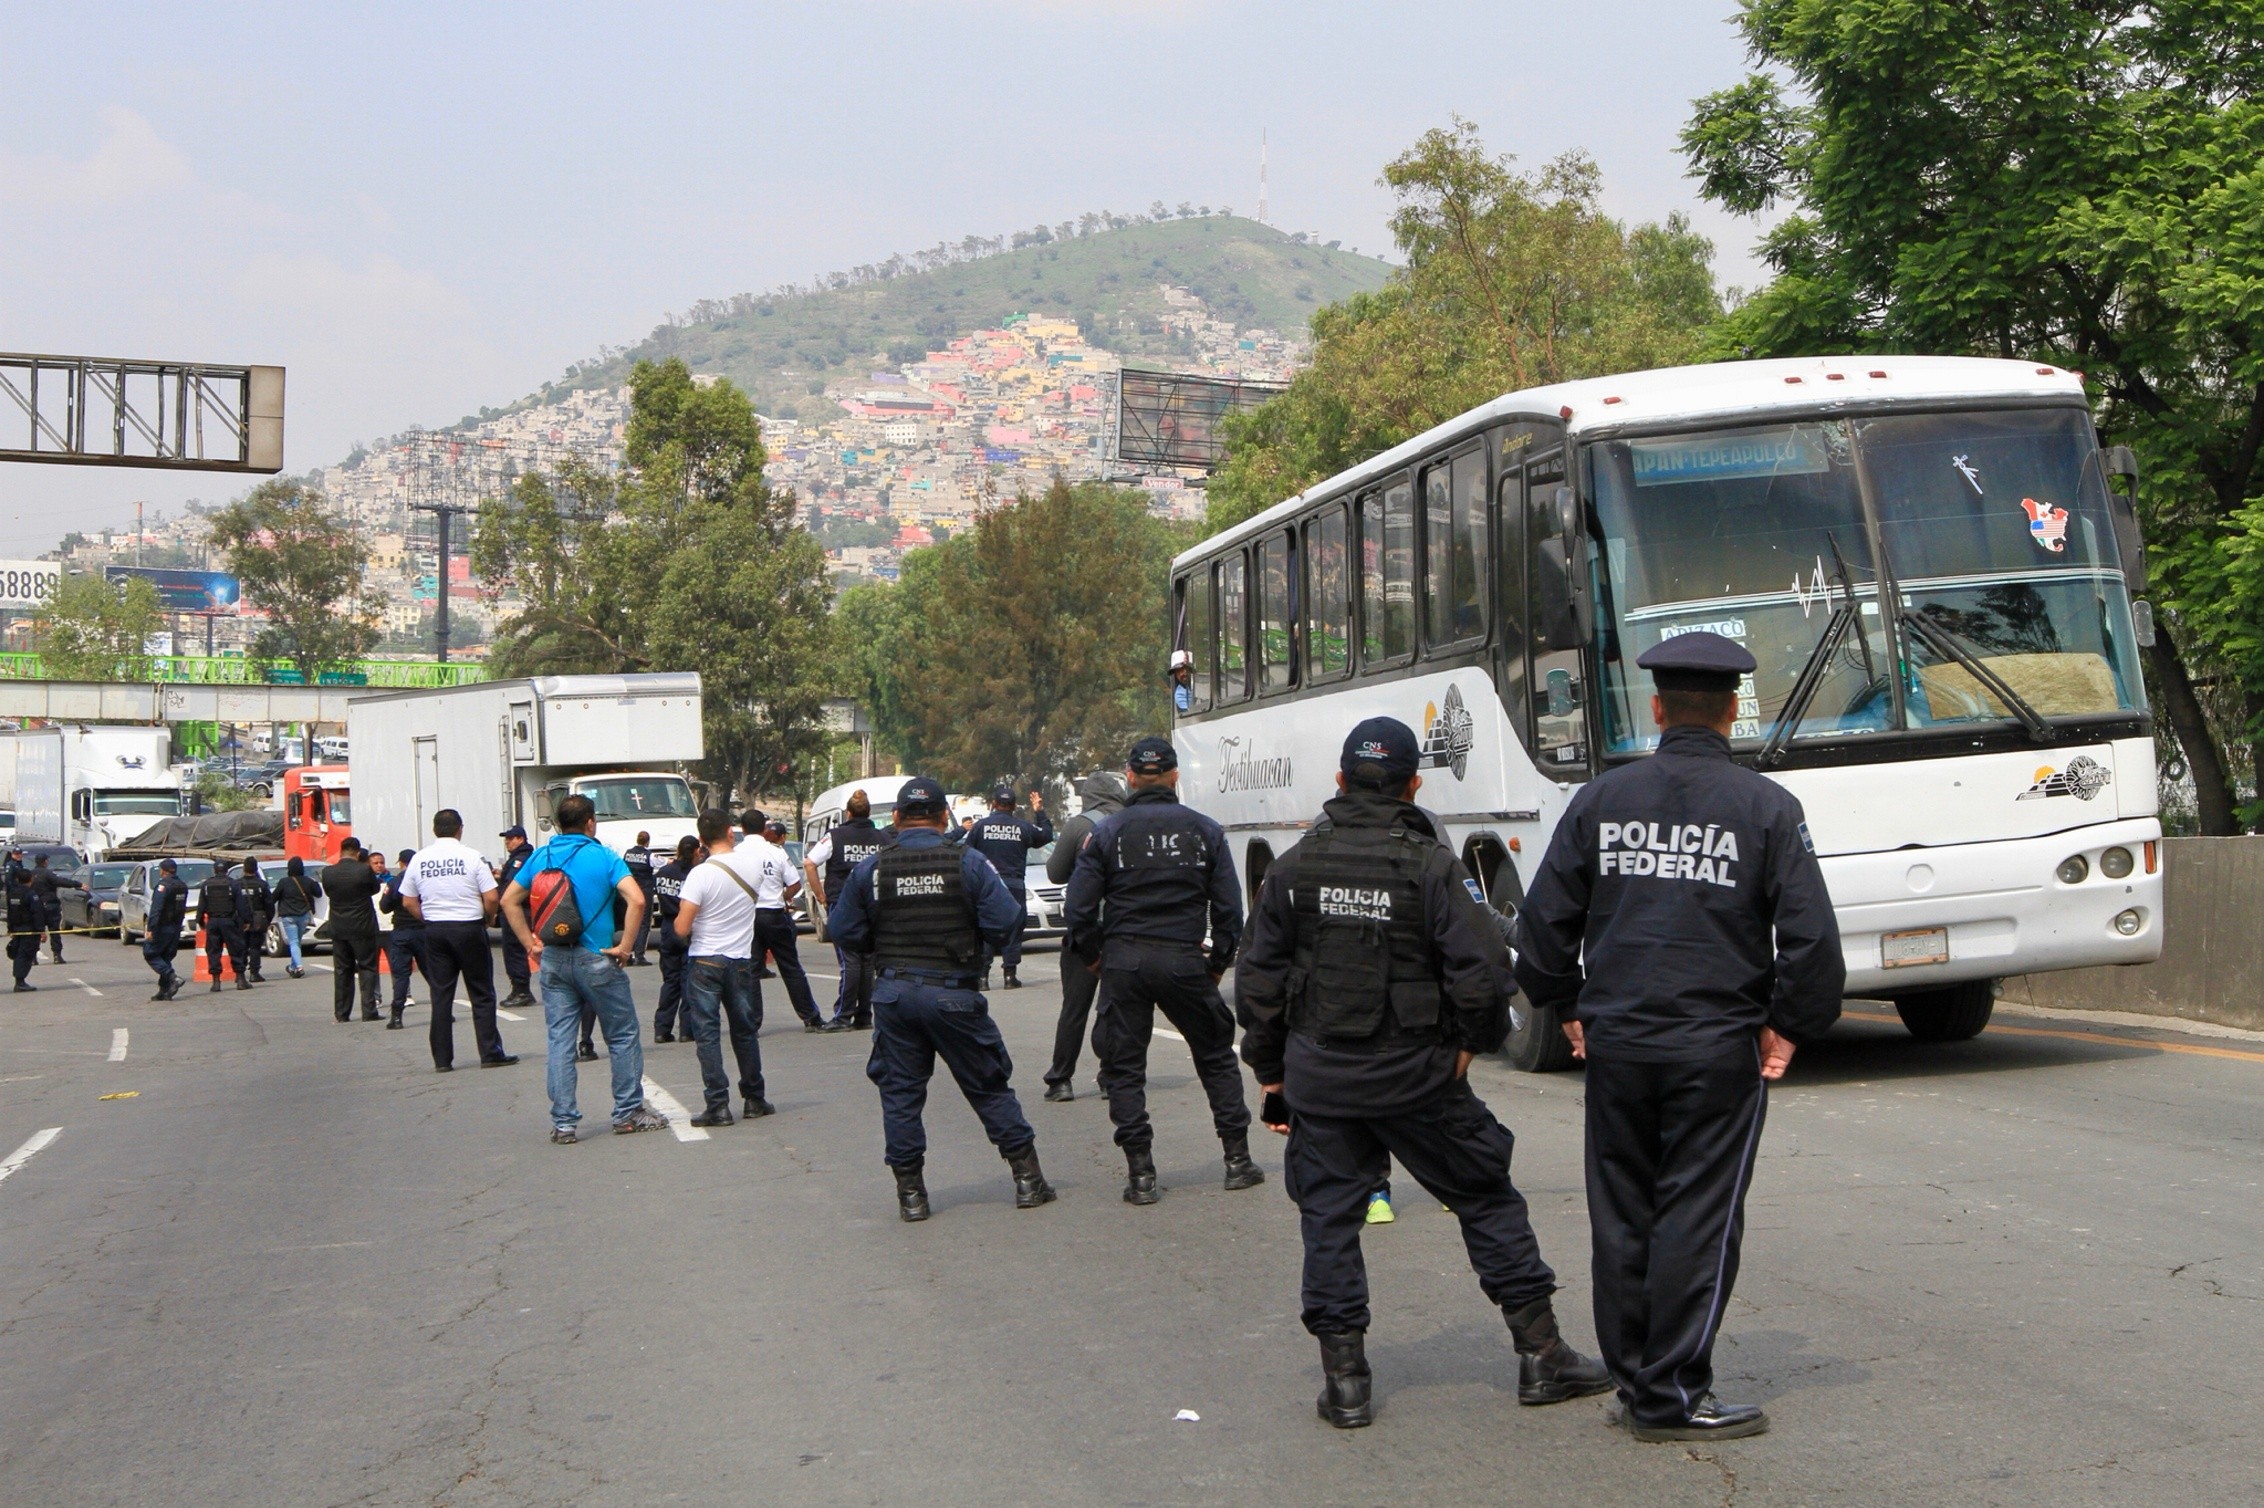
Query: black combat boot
1001,966,1021,989
1505,1295,1615,1405
1221,1133,1266,1190
1315,1331,1373,1428
1006,1145,1056,1209
1122,1146,1160,1205
893,1162,931,1222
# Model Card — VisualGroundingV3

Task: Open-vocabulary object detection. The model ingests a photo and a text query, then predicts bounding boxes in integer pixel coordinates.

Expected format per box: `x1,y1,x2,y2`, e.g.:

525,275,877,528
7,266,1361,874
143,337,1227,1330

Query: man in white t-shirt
745,810,828,1030
670,809,773,1125
402,808,510,1072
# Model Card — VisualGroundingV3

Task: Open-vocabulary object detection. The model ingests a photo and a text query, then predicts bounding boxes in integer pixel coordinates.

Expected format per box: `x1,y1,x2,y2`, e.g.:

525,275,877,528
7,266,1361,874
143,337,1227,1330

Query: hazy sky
0,1,1768,553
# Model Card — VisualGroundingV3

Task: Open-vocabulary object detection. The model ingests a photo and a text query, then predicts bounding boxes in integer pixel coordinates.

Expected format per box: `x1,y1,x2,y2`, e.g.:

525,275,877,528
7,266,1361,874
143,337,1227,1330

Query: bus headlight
2100,846,2134,879
2056,855,2090,885
2113,908,2143,936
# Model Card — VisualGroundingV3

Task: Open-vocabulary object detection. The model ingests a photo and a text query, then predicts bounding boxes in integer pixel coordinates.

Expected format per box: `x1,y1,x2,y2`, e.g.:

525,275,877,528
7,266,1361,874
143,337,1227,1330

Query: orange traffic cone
189,925,240,982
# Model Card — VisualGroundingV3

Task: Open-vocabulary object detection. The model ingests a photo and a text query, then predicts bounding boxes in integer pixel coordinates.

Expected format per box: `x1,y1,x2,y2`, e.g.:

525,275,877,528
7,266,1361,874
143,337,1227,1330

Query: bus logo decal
1420,685,1475,780
2021,496,2070,553
2017,756,2109,802
1217,737,1295,794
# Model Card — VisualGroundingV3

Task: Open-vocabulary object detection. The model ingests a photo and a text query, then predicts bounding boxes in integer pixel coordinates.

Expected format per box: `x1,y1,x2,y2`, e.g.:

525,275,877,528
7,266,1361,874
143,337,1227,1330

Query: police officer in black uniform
381,849,427,1028
828,776,1055,1222
624,831,656,965
195,859,253,992
144,858,190,1000
1515,632,1845,1443
237,858,274,982
6,854,41,992
1237,718,1610,1429
495,826,536,1009
808,791,893,1030
963,783,1054,988
30,853,81,964
651,835,700,1041
1062,735,1261,1204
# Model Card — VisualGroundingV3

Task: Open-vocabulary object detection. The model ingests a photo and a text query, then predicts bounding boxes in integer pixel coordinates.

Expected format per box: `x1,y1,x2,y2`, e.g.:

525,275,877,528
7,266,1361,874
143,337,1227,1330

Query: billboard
103,567,242,613
1115,369,1285,471
0,559,63,609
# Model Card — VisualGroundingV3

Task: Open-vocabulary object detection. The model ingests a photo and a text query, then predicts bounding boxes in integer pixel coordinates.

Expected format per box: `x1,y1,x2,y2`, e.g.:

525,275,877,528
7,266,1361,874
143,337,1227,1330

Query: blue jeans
682,954,764,1112
541,948,644,1129
279,914,309,970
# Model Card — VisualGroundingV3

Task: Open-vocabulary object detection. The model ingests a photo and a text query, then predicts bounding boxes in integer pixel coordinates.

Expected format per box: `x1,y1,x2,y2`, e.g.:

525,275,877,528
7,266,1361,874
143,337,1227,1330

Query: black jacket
1236,792,1513,1112
380,871,422,931
1513,724,1845,1061
240,871,275,925
1046,772,1127,885
149,873,190,935
323,858,382,938
965,809,1055,892
273,870,321,917
1062,785,1241,969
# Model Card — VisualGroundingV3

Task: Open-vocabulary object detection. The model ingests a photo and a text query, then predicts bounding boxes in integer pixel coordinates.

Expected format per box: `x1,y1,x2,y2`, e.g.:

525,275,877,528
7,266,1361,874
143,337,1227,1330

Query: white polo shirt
400,838,498,923
676,846,763,958
746,835,799,909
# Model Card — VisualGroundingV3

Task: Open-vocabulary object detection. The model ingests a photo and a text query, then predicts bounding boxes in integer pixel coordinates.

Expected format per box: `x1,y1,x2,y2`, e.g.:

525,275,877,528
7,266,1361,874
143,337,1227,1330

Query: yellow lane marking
1842,1008,2264,1065
97,1091,139,1101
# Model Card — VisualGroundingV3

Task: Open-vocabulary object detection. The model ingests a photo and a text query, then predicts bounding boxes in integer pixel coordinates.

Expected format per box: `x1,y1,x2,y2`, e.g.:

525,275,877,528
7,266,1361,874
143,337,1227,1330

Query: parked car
117,857,217,945
1025,845,1066,939
60,861,132,938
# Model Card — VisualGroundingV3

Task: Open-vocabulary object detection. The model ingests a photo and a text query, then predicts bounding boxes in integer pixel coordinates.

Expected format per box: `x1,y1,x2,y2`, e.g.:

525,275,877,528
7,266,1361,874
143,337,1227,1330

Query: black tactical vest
1287,822,1440,1041
201,875,238,921
825,818,892,897
5,875,35,932
870,843,980,972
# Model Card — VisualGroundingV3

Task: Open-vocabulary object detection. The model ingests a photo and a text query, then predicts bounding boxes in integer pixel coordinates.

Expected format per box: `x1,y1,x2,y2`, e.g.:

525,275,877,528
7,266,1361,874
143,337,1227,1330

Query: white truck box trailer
0,726,181,860
347,674,704,864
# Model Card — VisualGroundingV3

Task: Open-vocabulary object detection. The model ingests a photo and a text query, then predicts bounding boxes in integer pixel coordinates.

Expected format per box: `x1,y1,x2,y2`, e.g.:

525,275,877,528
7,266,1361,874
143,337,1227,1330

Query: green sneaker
1366,1192,1396,1225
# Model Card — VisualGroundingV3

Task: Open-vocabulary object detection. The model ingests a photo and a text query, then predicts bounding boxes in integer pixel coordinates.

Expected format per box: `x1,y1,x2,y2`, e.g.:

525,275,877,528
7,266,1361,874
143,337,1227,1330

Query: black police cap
1341,716,1420,788
1636,630,1756,692
1126,736,1177,774
990,782,1015,804
896,776,948,814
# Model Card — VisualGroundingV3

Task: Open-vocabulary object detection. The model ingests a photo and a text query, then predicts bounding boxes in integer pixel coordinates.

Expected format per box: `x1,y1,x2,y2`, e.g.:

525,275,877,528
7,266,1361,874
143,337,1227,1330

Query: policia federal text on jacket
1062,736,1264,1205
1515,631,1845,1444
1236,716,1611,1429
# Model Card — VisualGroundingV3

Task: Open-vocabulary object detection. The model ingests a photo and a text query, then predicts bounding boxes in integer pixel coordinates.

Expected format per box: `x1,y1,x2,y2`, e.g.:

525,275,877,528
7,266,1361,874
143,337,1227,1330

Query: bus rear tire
1892,980,1996,1042
1505,1001,1575,1073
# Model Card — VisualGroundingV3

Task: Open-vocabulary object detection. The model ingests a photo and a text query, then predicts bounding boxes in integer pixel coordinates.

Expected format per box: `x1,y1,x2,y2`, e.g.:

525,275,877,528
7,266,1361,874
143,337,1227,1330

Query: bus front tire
1505,1001,1576,1073
1892,980,1996,1042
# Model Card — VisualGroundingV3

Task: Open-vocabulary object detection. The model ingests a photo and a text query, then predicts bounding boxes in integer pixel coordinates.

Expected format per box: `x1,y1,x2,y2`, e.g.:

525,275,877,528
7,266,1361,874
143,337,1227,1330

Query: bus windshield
578,777,696,819
1587,407,2146,755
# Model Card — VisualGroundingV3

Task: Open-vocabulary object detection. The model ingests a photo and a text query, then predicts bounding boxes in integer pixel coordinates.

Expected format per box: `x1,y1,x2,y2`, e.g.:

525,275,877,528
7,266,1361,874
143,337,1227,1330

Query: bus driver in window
1169,649,1195,714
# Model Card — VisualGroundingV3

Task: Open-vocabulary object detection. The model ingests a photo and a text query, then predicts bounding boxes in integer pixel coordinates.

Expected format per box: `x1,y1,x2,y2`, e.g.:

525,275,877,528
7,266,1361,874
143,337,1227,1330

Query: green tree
1207,120,1723,532
1683,1,2264,832
853,478,1180,788
36,573,161,681
205,480,379,684
474,358,836,806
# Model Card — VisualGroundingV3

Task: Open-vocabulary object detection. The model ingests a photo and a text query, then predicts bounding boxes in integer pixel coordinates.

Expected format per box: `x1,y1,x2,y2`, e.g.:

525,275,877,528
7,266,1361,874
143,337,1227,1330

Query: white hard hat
1168,649,1194,671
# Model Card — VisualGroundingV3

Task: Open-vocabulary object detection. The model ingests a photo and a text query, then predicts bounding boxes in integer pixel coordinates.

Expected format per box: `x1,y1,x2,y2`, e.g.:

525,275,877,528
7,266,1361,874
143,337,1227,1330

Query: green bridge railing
0,653,490,689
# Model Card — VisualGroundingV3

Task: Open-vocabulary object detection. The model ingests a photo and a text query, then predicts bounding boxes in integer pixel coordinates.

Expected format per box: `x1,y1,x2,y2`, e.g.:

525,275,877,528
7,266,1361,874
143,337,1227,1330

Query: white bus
1170,356,2163,1069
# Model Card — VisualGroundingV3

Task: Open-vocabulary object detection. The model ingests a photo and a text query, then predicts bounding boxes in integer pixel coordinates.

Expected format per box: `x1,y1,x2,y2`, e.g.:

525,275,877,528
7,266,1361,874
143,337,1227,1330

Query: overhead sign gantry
0,353,283,472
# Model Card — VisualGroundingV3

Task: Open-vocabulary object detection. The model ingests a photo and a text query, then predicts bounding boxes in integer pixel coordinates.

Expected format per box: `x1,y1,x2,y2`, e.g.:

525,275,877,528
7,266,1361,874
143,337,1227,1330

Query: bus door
1523,448,1594,781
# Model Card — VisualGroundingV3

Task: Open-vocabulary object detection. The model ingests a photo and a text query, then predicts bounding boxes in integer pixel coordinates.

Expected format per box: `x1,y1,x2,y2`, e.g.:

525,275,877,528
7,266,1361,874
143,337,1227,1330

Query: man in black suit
324,839,384,1022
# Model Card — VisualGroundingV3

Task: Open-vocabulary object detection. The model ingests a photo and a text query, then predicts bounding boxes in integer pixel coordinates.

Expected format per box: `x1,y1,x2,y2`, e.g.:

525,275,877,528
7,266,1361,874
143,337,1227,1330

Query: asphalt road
2,932,2259,1507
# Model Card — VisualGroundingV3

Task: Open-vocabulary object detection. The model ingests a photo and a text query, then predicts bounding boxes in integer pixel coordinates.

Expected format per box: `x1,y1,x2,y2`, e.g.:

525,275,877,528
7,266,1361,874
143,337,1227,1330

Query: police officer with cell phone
1514,632,1844,1443
1236,718,1610,1429
1062,735,1261,1205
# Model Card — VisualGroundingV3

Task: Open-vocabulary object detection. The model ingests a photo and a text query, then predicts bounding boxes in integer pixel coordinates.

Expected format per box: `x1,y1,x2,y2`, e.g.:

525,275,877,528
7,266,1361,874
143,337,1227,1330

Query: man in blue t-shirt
501,793,667,1144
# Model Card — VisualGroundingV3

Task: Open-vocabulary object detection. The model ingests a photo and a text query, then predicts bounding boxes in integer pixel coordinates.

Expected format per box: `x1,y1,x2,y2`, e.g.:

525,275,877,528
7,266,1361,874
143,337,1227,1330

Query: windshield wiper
1757,532,1868,769
1900,605,2057,743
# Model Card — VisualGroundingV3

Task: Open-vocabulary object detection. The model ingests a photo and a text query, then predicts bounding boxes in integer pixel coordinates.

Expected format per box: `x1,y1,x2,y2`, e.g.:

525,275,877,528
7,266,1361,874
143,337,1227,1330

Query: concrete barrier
2000,836,2264,1032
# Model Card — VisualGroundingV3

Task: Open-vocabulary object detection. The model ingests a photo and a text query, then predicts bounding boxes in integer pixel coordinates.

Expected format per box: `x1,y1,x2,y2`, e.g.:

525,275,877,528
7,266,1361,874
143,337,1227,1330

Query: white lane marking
1156,1027,1187,1043
108,1029,128,1062
70,978,103,997
310,962,334,972
498,1008,526,1022
0,1127,61,1188
640,1076,708,1143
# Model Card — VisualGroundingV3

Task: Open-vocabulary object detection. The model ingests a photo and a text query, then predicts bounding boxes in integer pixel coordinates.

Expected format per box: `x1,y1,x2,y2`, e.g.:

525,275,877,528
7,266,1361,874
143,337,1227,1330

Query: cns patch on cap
1127,736,1177,773
896,776,948,810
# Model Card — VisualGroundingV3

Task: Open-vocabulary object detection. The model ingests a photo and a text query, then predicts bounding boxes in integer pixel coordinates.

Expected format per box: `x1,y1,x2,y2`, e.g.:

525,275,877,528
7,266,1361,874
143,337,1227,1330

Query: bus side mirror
2104,444,2146,593
1533,487,1594,648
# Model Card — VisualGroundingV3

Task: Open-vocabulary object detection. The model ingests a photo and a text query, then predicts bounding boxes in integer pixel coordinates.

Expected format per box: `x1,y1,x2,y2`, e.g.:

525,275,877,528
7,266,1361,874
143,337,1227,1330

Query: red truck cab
283,764,353,865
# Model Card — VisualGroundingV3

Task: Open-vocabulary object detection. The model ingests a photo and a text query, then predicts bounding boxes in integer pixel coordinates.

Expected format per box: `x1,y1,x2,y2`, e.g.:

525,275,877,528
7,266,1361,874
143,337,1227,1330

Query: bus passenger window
1218,553,1251,701
1257,532,1295,693
1451,449,1488,643
1424,463,1454,646
1382,476,1415,660
1179,572,1214,713
1359,493,1386,665
1305,506,1351,680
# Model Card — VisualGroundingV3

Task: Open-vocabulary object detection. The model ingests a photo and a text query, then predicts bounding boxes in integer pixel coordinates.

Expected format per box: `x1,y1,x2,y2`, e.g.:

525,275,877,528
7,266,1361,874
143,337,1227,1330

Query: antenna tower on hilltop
1257,129,1269,225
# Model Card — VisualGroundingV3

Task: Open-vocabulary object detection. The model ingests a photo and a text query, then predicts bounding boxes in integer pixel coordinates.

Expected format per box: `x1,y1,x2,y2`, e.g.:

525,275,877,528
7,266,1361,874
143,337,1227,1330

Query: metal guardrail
0,653,488,688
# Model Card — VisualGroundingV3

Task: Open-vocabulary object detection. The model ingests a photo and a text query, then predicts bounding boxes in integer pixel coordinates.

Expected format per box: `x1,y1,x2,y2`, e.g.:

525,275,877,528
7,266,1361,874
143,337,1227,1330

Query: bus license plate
1881,927,1950,968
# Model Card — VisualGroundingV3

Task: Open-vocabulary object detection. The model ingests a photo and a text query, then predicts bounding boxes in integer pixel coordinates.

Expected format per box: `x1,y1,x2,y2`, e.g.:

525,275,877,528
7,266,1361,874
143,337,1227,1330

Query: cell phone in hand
1261,1090,1289,1127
